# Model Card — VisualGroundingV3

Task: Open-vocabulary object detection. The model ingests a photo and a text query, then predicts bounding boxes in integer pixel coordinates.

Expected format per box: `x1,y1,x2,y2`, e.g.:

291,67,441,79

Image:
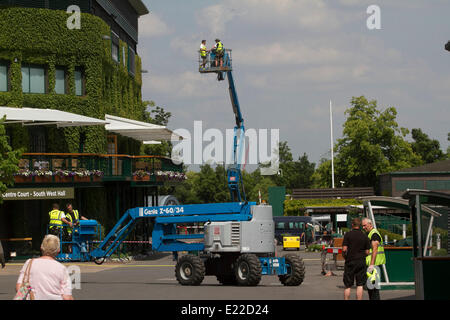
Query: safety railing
198,48,232,73
13,153,185,184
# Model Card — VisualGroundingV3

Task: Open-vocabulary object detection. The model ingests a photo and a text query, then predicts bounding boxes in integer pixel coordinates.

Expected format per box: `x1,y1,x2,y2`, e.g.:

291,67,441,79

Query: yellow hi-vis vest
66,210,80,234
366,228,386,266
216,42,223,54
49,209,63,228
200,44,207,57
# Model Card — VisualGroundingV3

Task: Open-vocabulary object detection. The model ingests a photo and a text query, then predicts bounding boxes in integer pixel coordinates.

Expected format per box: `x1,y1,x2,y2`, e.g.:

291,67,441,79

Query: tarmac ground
0,245,415,301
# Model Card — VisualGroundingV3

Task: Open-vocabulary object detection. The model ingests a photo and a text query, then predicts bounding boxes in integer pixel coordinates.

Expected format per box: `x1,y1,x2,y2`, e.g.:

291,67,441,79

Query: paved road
0,248,415,300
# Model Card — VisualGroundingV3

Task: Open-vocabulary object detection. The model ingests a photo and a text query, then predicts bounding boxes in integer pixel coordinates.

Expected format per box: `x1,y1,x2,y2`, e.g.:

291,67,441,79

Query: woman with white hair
16,234,74,300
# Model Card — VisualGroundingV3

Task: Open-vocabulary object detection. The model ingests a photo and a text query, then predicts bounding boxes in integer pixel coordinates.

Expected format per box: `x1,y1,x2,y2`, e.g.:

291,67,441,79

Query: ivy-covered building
0,1,183,255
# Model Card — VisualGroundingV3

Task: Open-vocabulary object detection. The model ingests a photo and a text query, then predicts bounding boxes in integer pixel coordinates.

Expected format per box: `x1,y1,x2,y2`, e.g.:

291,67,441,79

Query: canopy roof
0,107,109,127
359,195,442,217
105,114,182,142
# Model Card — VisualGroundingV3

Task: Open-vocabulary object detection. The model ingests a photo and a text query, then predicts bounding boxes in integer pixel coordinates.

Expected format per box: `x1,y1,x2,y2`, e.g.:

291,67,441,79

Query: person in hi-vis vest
200,40,208,68
211,39,224,67
362,218,386,300
65,203,88,236
48,203,66,237
64,203,88,253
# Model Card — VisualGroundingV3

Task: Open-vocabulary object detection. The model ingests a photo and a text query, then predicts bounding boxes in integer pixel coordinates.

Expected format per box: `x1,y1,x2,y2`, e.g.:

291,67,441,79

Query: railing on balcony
13,153,185,184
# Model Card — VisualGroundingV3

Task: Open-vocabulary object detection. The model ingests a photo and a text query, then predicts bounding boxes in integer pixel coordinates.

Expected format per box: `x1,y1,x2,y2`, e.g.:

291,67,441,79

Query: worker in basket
211,38,224,67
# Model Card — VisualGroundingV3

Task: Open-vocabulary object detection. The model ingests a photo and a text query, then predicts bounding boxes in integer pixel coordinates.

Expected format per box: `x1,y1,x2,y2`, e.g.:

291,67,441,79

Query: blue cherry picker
57,46,305,286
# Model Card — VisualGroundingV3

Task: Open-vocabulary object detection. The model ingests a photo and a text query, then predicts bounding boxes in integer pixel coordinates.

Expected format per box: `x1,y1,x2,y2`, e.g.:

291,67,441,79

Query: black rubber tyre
216,274,237,285
234,254,262,286
278,254,305,286
175,255,205,286
93,257,106,265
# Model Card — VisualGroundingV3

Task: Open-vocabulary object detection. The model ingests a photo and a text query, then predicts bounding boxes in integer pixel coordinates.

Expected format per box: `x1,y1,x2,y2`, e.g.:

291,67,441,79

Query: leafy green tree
311,158,333,188
335,96,421,188
171,171,202,204
0,117,22,203
266,141,315,191
447,132,450,158
141,100,173,157
242,169,276,203
411,128,445,164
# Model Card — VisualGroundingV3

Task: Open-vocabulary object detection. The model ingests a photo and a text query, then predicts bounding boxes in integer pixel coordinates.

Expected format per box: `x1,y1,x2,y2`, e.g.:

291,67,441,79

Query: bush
305,244,323,252
284,199,362,216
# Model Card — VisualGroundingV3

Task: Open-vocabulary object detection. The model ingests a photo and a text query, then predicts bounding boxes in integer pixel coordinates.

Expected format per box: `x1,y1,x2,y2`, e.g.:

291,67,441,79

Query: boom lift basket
199,48,232,73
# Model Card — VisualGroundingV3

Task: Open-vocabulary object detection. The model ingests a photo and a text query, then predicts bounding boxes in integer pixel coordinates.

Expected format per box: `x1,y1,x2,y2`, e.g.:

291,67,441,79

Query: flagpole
330,100,335,189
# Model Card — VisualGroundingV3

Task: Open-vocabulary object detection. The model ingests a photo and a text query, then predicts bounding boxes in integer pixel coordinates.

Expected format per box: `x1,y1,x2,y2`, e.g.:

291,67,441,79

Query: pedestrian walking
342,218,370,300
305,223,315,248
15,234,74,300
362,218,386,300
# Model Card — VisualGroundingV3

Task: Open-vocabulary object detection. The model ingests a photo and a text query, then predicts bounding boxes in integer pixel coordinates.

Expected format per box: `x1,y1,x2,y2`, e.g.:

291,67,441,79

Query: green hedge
284,198,363,216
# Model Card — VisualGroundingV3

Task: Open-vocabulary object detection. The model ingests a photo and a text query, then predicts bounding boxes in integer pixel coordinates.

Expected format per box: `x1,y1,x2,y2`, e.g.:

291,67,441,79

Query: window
0,63,7,92
74,68,85,96
128,46,136,76
55,68,66,94
111,32,120,63
22,65,46,94
276,223,285,229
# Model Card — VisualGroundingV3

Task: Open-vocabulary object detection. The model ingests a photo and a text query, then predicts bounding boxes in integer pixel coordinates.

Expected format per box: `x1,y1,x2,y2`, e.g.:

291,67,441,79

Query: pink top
17,258,72,300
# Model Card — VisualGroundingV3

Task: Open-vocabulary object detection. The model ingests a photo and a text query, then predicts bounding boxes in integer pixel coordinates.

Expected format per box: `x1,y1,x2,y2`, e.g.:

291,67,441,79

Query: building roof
391,159,450,174
0,107,108,127
128,0,149,16
104,114,182,142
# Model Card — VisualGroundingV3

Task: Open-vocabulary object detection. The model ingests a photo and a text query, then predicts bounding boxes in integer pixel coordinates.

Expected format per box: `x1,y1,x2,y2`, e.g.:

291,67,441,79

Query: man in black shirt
342,218,370,300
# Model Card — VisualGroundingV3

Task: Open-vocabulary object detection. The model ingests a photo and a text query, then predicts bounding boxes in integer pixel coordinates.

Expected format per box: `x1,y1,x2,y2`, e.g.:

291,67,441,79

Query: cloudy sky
137,0,450,169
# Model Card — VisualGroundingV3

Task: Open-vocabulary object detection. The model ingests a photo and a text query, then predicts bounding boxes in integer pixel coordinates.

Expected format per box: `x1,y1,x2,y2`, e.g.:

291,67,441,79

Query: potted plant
34,170,53,182
14,169,33,183
54,169,73,183
132,169,150,181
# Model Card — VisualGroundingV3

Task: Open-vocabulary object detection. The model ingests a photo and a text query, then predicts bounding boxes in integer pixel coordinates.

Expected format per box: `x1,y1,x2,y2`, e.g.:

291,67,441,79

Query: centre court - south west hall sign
1,187,75,201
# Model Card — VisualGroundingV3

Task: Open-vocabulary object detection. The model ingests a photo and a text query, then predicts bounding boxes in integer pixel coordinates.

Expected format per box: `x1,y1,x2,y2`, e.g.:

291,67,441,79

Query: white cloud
139,13,173,38
197,0,341,35
142,71,222,99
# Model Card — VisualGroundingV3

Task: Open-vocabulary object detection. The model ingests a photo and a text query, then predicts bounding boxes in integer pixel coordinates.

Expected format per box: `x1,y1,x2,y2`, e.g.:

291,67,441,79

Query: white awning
0,107,108,127
105,114,182,142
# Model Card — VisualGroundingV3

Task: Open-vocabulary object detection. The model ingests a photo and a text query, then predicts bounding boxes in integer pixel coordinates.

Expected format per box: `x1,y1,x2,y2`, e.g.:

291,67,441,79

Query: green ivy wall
0,7,145,154
0,7,147,246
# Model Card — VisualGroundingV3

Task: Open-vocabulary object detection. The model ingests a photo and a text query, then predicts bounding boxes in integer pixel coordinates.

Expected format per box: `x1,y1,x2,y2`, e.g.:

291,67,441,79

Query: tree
141,100,173,157
335,96,421,188
0,117,22,203
311,158,333,188
411,128,445,164
266,141,315,191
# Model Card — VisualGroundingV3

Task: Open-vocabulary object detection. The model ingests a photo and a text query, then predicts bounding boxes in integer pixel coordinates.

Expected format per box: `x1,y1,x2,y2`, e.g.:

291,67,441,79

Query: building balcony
13,153,185,185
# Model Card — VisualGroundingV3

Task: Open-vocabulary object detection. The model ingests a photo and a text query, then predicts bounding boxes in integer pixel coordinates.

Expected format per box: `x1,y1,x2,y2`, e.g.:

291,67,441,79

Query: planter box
34,176,52,183
54,176,73,183
14,176,33,183
74,176,91,183
92,176,103,182
133,176,150,181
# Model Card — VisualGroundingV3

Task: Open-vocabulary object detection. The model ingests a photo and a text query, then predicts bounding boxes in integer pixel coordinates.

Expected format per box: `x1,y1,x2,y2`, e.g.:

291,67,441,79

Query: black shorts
343,259,367,288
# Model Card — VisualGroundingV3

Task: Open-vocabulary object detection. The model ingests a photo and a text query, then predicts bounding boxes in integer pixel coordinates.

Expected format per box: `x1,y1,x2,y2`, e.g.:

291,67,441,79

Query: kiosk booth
361,195,442,291
402,190,450,300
